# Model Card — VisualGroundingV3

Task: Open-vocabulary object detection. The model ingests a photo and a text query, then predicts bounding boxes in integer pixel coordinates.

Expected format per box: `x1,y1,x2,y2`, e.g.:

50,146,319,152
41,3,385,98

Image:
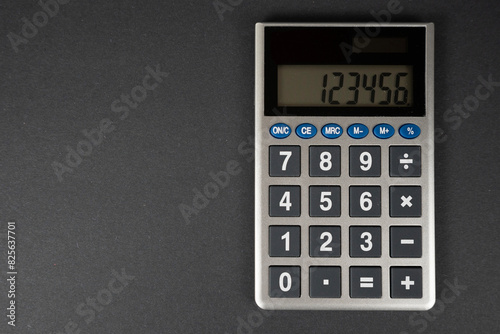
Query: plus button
401,276,415,290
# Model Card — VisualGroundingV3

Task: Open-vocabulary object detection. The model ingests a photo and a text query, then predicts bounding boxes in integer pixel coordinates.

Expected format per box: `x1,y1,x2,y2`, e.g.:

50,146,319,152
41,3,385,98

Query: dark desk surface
0,0,499,333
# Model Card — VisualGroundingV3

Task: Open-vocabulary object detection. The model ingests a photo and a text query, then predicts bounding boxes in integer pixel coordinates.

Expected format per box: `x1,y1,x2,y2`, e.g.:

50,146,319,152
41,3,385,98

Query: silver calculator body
255,23,435,310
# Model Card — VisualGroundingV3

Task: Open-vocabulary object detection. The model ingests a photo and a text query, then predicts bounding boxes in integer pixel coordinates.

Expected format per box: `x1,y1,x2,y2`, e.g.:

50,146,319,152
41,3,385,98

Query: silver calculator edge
255,22,435,311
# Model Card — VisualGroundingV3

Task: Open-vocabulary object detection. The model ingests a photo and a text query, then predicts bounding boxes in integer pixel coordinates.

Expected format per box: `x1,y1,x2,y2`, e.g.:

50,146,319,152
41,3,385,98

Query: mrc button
269,123,291,139
296,123,317,139
347,123,369,139
321,123,343,139
373,123,395,139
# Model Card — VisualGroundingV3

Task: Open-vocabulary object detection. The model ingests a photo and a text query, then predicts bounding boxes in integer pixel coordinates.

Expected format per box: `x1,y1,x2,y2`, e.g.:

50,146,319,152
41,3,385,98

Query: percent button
399,124,421,139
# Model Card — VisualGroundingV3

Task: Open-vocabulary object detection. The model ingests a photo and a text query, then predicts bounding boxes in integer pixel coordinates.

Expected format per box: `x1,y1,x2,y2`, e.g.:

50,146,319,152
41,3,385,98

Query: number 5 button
309,186,341,217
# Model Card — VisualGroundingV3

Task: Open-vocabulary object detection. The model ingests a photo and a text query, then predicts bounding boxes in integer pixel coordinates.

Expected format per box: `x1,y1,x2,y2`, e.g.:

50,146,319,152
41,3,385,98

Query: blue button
321,123,343,139
399,124,421,139
373,123,395,139
296,123,317,139
347,123,369,139
269,123,291,139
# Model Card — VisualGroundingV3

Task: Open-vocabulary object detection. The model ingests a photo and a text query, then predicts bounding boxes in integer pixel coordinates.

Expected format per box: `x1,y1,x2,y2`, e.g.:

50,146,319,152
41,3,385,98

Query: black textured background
0,1,499,333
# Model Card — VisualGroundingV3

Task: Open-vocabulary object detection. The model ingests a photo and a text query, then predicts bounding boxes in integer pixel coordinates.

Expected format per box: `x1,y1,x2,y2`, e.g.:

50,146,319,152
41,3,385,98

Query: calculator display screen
264,26,427,116
277,65,413,107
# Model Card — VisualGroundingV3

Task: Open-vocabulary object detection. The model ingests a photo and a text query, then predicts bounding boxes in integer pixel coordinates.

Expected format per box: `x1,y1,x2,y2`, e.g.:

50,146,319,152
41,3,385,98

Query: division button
399,123,421,139
350,267,382,298
347,123,369,139
373,123,395,139
310,266,341,298
390,146,421,177
269,123,291,139
390,267,422,298
321,123,343,139
296,123,317,139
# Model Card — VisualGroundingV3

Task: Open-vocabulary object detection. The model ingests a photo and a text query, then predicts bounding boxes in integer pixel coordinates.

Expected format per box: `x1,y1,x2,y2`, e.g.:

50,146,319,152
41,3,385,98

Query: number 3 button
350,226,381,257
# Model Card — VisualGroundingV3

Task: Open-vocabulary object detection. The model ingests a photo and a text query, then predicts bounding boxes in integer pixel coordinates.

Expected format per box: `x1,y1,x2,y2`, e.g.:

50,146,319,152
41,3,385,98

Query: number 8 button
309,146,341,177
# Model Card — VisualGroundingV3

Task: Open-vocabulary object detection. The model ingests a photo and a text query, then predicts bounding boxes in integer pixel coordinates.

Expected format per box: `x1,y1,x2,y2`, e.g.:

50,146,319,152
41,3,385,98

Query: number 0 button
349,186,381,217
269,266,301,298
269,186,300,217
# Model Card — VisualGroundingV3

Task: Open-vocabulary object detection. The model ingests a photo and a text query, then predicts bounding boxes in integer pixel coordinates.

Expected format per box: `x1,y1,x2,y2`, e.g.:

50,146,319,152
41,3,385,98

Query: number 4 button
269,186,300,217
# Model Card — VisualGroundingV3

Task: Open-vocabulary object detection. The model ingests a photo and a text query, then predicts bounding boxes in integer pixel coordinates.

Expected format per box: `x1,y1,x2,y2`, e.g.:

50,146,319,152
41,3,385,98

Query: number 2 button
269,146,300,177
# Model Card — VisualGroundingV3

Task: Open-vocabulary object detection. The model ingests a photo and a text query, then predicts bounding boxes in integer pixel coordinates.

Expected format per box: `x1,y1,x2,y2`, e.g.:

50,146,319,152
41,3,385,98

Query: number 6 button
349,186,381,217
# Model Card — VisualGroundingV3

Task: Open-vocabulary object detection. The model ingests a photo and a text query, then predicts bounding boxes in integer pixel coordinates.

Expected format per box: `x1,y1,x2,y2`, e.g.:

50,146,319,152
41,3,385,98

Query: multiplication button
390,267,422,298
390,186,422,217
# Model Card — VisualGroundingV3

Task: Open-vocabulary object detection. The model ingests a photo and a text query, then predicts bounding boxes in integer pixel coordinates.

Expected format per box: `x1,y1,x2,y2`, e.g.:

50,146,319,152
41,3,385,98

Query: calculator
255,23,435,310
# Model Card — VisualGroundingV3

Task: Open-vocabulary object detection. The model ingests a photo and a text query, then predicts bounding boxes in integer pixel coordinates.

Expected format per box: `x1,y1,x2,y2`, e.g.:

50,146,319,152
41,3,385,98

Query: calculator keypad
261,123,431,308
